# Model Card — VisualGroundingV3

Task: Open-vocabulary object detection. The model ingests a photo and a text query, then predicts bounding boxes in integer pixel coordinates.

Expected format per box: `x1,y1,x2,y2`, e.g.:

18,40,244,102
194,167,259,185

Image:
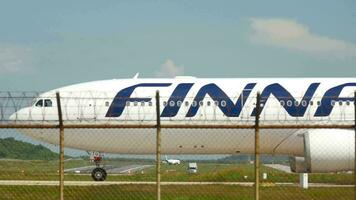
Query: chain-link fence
0,91,355,200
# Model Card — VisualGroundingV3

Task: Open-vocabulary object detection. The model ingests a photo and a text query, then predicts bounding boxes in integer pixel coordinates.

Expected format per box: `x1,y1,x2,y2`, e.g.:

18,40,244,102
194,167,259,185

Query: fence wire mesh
0,92,354,200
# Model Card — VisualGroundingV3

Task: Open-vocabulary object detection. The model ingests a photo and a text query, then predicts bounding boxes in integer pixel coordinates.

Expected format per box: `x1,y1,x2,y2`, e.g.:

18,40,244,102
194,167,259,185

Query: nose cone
9,112,17,121
9,108,30,121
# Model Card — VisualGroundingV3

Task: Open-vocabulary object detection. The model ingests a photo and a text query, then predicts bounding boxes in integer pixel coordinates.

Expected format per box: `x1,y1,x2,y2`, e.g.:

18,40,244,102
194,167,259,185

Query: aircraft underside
17,128,355,174
19,128,304,155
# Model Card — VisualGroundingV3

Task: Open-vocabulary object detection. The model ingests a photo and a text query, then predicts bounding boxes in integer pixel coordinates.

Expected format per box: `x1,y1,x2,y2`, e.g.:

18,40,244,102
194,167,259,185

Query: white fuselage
11,77,356,156
166,159,181,165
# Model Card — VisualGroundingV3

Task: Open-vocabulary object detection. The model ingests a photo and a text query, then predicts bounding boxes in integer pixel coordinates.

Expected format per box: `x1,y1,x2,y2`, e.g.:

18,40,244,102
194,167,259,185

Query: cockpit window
34,99,52,107
35,99,43,107
44,99,52,107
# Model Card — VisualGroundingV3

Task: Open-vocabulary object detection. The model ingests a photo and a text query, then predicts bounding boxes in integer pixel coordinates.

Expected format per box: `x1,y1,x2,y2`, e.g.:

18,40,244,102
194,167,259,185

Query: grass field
0,159,353,199
0,185,353,200
0,159,353,184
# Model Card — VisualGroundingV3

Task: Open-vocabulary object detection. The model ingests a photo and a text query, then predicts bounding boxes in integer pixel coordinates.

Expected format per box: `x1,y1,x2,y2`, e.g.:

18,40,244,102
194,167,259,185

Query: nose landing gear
91,167,107,181
90,152,107,181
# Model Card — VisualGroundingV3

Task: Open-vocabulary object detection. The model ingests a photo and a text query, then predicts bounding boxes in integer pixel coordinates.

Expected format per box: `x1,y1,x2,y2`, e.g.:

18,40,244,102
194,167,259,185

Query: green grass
0,159,353,199
0,159,353,185
0,185,353,200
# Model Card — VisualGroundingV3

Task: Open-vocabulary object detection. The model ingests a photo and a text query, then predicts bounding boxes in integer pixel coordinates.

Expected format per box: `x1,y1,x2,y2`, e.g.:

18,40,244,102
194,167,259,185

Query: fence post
255,92,261,200
56,92,64,200
354,91,356,200
155,91,161,200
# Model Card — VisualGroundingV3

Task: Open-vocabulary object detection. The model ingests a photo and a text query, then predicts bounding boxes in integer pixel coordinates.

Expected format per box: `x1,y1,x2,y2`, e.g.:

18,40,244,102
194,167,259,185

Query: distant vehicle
165,156,181,165
188,163,198,173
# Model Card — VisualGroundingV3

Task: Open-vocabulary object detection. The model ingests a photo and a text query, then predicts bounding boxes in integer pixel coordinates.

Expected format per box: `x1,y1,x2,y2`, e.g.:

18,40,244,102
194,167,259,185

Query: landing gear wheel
91,167,107,181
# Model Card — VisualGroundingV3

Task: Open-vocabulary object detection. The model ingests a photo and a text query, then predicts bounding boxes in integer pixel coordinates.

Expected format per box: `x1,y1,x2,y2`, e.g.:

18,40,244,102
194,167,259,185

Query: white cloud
250,18,356,58
0,46,33,74
155,59,184,77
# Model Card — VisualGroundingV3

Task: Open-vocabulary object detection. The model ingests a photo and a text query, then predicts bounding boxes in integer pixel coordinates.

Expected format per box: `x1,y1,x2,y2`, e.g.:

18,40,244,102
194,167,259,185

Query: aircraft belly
17,128,304,155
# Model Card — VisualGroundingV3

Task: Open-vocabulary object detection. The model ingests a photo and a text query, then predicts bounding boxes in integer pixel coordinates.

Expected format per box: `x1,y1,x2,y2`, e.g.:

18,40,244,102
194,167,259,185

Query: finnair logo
105,82,356,118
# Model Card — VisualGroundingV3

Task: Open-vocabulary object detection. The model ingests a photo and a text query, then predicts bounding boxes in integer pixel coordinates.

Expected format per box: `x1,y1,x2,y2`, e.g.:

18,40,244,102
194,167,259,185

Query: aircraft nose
9,108,27,121
10,107,44,121
9,112,17,121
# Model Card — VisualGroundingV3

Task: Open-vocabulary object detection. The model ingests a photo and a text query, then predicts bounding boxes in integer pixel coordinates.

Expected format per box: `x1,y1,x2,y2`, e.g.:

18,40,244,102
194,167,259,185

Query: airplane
9,76,356,181
164,156,181,165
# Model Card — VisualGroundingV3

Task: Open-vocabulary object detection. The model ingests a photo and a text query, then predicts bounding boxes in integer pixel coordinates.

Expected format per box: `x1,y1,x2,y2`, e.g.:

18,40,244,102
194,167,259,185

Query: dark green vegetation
0,138,58,160
0,185,352,200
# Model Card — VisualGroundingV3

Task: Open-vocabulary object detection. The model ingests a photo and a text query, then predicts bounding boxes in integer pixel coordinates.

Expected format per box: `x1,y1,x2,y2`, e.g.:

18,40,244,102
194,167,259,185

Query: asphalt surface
106,165,153,174
264,164,292,173
64,165,153,174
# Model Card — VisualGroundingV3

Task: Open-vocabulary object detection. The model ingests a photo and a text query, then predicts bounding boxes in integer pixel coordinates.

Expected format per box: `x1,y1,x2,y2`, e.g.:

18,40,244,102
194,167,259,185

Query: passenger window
286,100,292,107
207,101,211,106
280,101,285,106
199,101,203,106
148,101,153,106
177,101,182,107
169,101,175,106
44,99,52,107
163,101,167,106
35,99,43,107
339,101,343,106
192,101,197,107
105,101,110,107
141,101,145,106
134,101,138,106
310,101,314,106
331,101,335,106
126,102,130,106
346,101,350,106
301,100,307,107
185,101,189,106
221,101,226,107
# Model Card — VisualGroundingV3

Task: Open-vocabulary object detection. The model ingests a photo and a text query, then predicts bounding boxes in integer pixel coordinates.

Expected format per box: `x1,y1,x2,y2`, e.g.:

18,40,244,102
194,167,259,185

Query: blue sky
0,0,356,91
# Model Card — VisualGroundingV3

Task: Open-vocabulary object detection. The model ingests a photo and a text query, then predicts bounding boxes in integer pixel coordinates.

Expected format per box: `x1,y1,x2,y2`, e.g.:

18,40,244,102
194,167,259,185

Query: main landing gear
90,152,107,181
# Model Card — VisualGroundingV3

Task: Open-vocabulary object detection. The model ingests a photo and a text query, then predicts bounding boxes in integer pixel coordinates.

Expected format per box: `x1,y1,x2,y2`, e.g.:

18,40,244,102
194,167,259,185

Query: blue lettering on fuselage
314,83,356,117
161,83,194,117
105,83,171,117
251,83,320,117
106,82,355,118
186,83,256,117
